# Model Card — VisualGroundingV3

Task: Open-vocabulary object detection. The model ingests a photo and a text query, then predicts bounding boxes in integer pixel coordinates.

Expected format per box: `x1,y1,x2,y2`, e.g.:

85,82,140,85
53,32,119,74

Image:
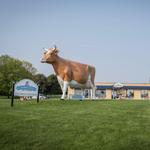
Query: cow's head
41,45,59,63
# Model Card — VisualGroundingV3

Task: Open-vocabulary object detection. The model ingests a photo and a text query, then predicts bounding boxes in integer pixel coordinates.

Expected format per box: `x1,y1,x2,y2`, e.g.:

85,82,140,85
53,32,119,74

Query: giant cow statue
41,45,96,100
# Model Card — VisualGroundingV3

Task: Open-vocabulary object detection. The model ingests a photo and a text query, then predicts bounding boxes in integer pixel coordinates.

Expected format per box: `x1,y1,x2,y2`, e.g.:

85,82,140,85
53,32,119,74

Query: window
74,89,83,95
96,90,106,98
84,89,90,98
141,90,148,99
127,90,134,99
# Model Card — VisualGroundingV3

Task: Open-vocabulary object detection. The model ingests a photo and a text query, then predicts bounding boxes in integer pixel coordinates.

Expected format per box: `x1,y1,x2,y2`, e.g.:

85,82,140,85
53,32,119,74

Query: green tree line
0,55,62,96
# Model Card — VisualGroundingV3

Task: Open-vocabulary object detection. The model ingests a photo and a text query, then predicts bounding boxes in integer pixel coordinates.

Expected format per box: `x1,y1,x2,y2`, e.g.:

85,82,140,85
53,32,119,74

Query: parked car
32,94,46,100
39,94,46,100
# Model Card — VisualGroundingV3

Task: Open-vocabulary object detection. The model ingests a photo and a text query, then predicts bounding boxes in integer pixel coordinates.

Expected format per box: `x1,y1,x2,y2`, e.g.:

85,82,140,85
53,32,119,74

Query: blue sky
0,0,150,83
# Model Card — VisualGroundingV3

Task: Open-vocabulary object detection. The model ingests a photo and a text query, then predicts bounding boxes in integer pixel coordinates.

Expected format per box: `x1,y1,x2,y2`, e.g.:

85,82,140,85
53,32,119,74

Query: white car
32,94,46,100
39,95,46,99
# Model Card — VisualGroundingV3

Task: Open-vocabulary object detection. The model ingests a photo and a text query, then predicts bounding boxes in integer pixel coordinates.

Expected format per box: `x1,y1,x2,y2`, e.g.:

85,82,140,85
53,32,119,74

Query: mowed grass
0,99,150,150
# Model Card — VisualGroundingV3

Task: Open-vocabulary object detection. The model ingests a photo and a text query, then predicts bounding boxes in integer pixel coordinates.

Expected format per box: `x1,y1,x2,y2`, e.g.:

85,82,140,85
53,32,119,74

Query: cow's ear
53,45,59,54
54,49,59,54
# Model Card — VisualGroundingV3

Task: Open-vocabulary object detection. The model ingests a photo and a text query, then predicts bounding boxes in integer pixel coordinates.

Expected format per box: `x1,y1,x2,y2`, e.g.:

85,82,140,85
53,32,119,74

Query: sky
0,0,150,83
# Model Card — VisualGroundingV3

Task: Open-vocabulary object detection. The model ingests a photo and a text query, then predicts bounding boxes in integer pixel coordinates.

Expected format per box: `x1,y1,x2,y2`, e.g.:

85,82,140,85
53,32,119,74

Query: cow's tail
90,66,96,99
90,66,96,86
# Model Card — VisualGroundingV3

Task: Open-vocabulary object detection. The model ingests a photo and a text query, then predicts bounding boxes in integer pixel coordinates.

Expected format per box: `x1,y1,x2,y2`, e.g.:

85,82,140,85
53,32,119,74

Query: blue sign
14,79,38,96
72,94,83,100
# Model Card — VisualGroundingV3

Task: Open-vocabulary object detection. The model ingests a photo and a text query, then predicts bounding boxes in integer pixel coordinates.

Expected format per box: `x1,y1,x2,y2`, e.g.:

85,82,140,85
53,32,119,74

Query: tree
0,55,37,96
0,55,61,96
33,74,47,94
22,60,37,75
46,74,62,95
33,74,62,95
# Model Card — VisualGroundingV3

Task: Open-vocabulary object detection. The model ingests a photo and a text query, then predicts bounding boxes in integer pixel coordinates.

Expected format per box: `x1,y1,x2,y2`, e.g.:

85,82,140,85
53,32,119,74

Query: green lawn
0,99,150,150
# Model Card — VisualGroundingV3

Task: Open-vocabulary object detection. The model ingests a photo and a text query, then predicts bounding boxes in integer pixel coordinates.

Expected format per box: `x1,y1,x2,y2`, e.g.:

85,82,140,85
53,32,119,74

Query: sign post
37,85,40,103
11,82,15,107
11,79,39,107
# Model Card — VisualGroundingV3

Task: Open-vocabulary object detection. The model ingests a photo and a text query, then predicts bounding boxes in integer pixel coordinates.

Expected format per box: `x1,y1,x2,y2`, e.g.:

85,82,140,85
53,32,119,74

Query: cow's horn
53,45,57,50
43,48,48,51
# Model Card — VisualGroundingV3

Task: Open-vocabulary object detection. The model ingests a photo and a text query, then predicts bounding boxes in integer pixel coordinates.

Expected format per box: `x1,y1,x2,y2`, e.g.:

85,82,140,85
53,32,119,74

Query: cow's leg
88,74,96,100
90,81,96,100
57,76,63,92
61,81,69,100
92,86,96,100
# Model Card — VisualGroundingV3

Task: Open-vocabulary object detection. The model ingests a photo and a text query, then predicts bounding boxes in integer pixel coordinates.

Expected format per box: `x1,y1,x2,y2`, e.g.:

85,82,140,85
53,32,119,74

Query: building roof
96,82,150,90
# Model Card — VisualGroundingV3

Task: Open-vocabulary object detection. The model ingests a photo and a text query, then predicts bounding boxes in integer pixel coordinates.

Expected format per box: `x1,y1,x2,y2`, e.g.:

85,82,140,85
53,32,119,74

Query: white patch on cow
69,75,92,89
57,75,95,99
57,76,69,99
61,81,69,99
57,76,64,91
69,80,83,88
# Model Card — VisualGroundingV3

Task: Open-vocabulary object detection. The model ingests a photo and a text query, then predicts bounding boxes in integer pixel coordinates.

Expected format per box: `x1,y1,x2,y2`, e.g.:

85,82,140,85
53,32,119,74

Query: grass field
0,99,150,150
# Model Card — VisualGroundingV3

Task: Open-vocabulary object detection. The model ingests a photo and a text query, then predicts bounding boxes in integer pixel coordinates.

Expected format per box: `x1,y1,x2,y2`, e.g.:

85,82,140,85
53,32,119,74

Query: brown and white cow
41,46,96,100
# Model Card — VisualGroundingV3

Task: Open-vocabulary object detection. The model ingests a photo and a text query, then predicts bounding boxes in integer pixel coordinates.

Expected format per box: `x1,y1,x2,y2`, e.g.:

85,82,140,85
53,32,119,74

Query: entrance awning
113,82,124,88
